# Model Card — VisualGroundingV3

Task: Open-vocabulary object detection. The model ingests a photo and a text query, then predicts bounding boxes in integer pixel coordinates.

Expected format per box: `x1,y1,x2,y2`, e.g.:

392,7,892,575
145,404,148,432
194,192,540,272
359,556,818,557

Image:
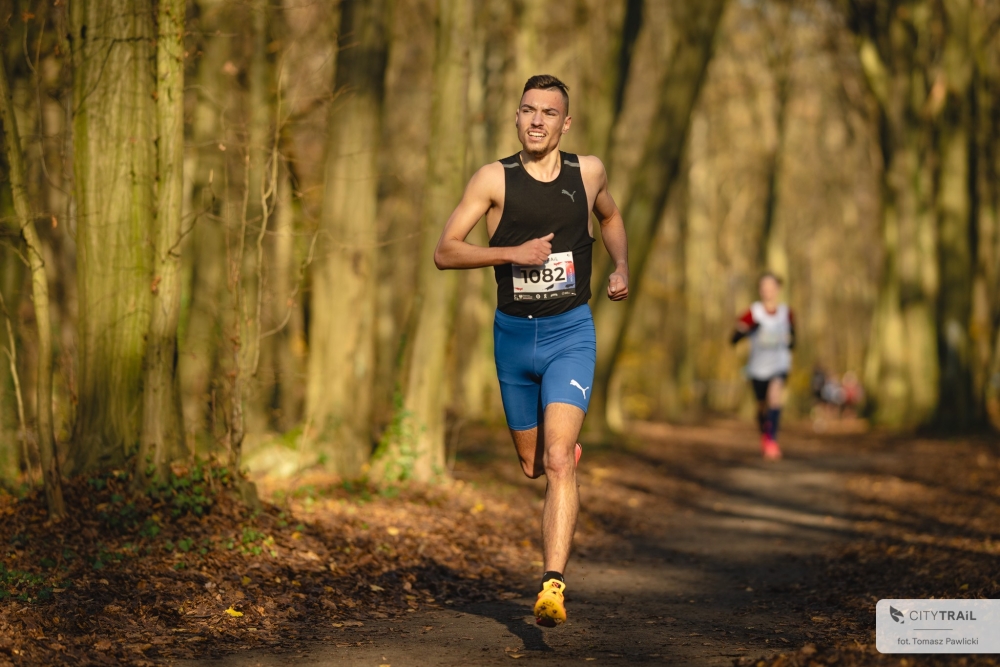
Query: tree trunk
759,2,793,280
972,54,1000,429
371,0,436,435
137,0,186,485
266,165,305,432
69,0,156,473
178,0,229,442
575,0,629,160
851,6,944,428
932,0,975,428
863,133,939,428
588,0,728,432
381,0,471,483
0,51,66,518
305,0,389,476
238,0,276,436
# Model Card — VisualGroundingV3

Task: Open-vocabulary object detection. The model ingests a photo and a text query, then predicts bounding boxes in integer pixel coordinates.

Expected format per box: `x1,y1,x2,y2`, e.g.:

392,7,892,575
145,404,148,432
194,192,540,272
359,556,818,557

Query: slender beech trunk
69,0,156,472
266,165,304,431
372,0,436,433
932,0,976,428
588,0,728,432
576,0,628,160
137,0,186,485
178,2,229,439
239,0,276,435
383,0,471,483
759,2,793,280
973,61,1000,428
0,54,65,518
305,0,389,476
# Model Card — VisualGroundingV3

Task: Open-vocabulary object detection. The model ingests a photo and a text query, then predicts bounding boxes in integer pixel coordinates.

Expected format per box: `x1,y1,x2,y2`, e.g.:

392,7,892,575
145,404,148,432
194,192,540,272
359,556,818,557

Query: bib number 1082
519,266,566,284
511,251,576,301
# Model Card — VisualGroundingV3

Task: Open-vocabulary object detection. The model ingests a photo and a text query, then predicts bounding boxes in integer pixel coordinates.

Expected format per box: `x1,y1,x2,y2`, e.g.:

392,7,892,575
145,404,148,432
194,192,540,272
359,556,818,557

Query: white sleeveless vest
746,302,792,380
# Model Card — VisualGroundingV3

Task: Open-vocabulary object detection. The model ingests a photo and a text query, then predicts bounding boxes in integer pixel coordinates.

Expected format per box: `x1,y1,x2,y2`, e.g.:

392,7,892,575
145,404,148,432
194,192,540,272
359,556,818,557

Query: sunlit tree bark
305,0,389,476
849,0,982,428
758,1,794,280
0,51,65,517
265,165,304,432
973,47,1000,429
177,0,229,443
137,0,186,485
380,0,471,483
371,0,435,433
932,0,975,428
69,0,156,473
239,0,277,435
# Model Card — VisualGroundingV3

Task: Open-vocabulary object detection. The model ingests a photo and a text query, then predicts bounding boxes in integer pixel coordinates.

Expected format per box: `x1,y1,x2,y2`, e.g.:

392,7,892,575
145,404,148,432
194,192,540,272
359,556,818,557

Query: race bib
512,251,576,301
756,330,789,348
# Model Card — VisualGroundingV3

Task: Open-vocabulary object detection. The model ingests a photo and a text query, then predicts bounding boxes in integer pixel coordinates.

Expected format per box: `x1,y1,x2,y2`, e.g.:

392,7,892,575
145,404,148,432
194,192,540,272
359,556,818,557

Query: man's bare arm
434,163,556,270
584,156,629,301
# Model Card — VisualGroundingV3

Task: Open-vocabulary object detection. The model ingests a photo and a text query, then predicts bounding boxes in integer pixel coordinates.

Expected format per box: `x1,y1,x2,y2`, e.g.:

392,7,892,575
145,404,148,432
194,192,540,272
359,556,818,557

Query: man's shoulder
469,161,506,186
575,154,607,179
464,161,506,201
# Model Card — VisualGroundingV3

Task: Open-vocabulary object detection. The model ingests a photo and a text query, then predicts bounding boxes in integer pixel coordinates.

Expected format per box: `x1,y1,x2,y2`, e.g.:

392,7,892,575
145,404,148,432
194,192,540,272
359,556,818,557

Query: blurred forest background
2,0,1000,516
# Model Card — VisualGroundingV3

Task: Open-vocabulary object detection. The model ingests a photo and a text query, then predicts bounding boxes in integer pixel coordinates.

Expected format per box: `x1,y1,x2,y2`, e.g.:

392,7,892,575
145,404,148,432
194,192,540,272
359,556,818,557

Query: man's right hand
510,233,554,265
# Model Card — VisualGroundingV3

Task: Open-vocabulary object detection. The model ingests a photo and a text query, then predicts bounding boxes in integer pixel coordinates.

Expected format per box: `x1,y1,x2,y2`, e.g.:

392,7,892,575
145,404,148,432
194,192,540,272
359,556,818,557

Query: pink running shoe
761,435,782,460
575,442,582,467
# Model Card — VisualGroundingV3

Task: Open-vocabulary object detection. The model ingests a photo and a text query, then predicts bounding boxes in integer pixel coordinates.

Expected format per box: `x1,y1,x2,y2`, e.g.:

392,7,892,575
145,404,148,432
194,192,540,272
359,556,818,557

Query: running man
731,272,795,460
433,75,629,626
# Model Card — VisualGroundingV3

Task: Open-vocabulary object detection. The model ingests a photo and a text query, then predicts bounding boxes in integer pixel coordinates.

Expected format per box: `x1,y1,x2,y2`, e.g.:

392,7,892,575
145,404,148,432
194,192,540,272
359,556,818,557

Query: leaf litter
740,435,1000,667
0,463,536,665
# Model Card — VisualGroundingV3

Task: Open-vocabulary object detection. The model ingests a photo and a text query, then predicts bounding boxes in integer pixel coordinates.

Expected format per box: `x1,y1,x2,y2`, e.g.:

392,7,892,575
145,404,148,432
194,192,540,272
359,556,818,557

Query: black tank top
490,151,594,318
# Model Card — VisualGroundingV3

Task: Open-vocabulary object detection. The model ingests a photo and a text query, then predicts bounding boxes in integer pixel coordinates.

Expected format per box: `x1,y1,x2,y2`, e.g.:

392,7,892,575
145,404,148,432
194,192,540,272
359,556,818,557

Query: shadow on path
181,420,988,666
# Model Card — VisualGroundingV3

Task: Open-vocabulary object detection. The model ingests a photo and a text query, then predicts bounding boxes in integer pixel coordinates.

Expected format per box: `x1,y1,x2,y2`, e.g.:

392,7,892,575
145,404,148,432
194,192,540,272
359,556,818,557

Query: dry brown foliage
0,467,535,665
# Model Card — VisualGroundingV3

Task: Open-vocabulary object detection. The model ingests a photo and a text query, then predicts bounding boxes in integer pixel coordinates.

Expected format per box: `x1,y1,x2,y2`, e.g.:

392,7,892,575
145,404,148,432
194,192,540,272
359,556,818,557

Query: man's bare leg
511,427,546,479
539,403,584,573
509,404,585,572
511,423,582,481
516,403,584,626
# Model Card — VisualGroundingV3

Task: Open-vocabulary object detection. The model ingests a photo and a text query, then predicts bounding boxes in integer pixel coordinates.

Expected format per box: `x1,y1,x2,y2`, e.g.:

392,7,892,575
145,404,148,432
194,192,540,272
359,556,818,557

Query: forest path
183,420,873,666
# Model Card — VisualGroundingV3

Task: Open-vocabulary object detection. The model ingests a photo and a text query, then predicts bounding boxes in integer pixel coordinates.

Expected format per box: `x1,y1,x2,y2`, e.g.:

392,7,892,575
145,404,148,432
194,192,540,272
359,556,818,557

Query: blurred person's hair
759,271,784,287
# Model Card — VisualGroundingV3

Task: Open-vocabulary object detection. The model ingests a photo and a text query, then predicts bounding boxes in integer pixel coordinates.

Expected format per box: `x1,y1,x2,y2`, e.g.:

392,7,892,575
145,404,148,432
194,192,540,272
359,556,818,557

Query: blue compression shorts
493,304,597,431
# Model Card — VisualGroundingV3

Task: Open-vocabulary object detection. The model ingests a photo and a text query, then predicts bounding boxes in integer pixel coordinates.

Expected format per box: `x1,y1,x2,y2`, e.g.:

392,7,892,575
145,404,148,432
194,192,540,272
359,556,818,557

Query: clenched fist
607,269,628,301
510,232,554,266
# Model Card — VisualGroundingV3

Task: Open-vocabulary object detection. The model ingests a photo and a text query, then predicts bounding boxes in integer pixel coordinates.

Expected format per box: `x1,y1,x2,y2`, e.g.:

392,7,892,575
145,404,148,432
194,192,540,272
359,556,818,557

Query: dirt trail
183,420,879,666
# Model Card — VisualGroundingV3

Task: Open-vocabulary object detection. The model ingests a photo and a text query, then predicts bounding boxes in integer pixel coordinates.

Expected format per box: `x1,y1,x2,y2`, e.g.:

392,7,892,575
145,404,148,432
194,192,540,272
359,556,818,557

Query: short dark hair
522,74,569,114
759,271,784,286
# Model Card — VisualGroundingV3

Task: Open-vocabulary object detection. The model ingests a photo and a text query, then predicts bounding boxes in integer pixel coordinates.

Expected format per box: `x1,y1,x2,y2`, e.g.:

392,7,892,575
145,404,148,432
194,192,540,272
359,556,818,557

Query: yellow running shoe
534,578,567,627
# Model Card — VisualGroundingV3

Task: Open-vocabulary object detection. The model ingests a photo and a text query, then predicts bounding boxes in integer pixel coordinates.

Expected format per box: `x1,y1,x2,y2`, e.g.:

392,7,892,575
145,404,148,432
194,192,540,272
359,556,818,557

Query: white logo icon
561,189,576,202
570,379,589,399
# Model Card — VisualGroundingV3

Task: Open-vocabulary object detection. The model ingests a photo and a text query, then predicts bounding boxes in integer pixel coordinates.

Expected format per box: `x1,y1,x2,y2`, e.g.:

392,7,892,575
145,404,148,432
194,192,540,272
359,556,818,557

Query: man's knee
543,447,575,479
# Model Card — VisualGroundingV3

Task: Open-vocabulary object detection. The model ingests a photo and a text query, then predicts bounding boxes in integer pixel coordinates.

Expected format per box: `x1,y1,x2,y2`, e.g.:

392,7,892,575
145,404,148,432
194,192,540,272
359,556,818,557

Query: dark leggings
751,375,786,439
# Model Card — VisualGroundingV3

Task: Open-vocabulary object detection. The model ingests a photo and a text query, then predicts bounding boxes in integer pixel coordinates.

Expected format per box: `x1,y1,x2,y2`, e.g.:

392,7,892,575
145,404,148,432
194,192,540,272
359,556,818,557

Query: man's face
759,276,781,303
516,88,571,157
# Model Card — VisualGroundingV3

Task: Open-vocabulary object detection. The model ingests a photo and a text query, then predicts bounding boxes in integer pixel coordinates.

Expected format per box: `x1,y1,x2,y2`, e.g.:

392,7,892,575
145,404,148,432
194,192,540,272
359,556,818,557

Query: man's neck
519,147,562,183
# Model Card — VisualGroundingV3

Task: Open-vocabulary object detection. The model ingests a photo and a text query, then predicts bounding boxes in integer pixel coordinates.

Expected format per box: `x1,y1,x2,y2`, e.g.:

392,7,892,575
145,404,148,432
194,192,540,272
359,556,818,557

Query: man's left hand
607,270,629,301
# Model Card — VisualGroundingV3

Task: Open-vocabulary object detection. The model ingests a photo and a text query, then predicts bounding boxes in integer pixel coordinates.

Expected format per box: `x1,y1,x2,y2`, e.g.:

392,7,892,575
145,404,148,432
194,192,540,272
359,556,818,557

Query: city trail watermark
877,599,1000,653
